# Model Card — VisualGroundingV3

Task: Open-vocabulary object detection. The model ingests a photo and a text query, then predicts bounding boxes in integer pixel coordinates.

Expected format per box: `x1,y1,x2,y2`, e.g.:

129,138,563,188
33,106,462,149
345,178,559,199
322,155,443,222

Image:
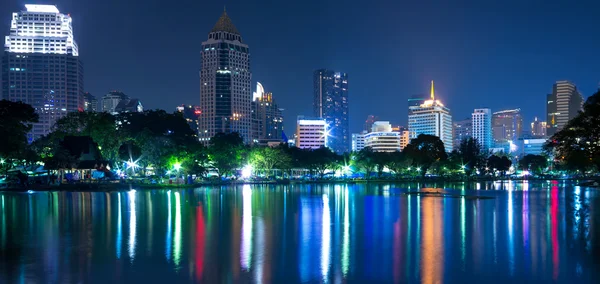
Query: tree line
5,89,600,180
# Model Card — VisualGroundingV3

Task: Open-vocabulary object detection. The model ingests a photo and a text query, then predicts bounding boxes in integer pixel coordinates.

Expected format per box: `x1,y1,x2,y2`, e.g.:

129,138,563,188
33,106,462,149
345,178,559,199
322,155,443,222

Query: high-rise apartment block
408,81,453,152
2,5,83,141
352,131,367,152
546,80,583,136
296,116,327,150
251,82,284,143
314,69,349,153
471,108,492,151
198,10,251,144
492,109,523,143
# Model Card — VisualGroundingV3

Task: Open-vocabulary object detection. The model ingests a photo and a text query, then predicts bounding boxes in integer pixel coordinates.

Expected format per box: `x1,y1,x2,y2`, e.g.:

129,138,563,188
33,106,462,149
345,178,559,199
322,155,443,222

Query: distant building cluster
0,5,588,157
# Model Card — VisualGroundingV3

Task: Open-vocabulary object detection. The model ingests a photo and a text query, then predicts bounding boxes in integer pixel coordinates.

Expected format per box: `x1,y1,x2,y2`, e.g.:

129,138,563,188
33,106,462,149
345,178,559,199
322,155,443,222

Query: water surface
1,181,599,283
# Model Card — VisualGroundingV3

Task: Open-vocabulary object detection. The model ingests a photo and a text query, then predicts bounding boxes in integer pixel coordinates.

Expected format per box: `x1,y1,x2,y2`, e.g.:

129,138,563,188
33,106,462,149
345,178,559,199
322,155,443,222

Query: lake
0,181,599,283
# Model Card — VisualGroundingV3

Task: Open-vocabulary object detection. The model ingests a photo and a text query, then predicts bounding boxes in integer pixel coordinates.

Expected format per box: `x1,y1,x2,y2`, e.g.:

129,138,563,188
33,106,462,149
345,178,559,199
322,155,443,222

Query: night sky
2,0,599,134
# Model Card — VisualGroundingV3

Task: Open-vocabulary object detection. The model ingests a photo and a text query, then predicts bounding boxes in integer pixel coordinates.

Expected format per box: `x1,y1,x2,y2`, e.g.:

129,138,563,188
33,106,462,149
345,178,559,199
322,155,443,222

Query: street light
173,163,181,171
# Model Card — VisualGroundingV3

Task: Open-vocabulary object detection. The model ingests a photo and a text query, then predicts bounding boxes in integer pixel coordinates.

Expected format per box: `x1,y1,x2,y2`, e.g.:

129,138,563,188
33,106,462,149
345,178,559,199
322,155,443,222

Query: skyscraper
314,69,349,153
530,117,547,138
453,118,472,150
198,10,251,144
83,92,98,112
492,109,523,143
2,5,83,141
408,81,453,152
251,82,284,143
471,108,492,151
546,80,583,136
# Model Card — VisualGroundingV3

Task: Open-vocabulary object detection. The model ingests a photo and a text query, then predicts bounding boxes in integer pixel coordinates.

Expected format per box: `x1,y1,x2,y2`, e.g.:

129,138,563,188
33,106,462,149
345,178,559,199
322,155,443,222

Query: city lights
173,163,181,171
241,164,253,179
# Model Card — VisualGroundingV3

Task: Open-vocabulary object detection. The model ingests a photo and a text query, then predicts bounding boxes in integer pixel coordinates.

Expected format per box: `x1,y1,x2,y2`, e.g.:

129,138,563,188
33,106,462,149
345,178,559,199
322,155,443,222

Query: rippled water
0,181,599,283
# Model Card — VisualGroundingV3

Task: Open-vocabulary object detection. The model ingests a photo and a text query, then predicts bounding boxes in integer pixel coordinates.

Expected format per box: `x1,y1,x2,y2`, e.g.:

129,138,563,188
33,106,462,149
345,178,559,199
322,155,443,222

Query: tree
386,151,412,178
355,147,377,179
305,147,338,179
0,100,39,162
488,155,512,176
403,134,447,177
249,146,291,178
208,132,246,178
545,89,600,173
518,154,548,175
53,111,122,163
457,137,484,176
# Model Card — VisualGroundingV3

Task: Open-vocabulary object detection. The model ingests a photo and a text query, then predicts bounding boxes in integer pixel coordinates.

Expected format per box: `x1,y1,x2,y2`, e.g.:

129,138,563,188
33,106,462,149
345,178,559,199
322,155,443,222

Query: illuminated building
516,138,546,156
102,91,129,113
399,128,410,150
471,108,492,151
530,117,547,138
314,69,349,153
492,109,522,144
176,105,201,134
546,80,583,136
453,118,472,150
83,92,97,112
2,4,83,141
251,82,284,144
408,81,453,152
296,116,327,149
198,10,251,144
364,121,402,152
351,131,367,152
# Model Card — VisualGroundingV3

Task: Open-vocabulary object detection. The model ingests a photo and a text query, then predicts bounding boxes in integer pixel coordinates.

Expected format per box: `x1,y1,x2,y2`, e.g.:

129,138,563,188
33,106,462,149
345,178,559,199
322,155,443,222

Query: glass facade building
2,5,83,141
198,10,251,144
313,69,349,153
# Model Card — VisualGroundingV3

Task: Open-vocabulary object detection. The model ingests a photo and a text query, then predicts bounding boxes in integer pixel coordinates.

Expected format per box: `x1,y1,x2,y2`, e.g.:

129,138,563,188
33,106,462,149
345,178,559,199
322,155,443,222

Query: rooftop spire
430,80,435,100
211,9,240,35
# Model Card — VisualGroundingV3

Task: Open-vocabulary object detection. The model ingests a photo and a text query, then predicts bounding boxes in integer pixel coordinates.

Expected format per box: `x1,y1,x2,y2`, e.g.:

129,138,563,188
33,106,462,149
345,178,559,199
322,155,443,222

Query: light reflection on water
0,181,599,283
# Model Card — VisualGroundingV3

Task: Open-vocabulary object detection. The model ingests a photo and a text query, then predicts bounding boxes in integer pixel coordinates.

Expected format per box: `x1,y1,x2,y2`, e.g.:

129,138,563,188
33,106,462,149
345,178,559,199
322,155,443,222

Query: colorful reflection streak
0,182,597,283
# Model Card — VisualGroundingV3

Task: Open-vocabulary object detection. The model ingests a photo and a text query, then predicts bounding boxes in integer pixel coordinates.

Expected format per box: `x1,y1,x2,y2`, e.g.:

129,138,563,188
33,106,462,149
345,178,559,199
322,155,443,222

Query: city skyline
2,1,598,135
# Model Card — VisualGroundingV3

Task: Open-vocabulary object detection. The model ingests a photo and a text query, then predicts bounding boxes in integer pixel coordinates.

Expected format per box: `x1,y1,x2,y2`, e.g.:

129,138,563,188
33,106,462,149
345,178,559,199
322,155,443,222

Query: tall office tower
492,109,523,143
530,117,547,138
251,82,284,143
198,10,251,144
296,116,327,150
176,105,201,134
546,80,584,136
364,115,378,132
408,81,453,152
314,69,349,153
83,92,97,112
2,5,83,141
101,91,129,114
471,108,492,151
453,118,472,150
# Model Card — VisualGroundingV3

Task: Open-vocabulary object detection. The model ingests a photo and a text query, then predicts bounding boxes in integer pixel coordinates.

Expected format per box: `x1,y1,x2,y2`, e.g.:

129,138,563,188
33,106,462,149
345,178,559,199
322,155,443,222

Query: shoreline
1,177,597,192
